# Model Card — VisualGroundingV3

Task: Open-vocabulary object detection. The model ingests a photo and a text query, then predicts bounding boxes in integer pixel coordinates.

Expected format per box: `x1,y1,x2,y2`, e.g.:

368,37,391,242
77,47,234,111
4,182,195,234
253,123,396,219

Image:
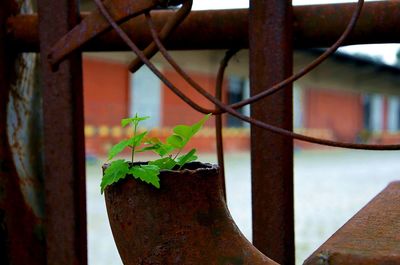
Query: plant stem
132,122,137,163
173,148,182,160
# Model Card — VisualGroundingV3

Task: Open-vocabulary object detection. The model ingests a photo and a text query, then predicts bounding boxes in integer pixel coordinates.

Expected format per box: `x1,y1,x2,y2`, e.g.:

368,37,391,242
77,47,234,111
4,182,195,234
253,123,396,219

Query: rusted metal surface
129,0,192,73
37,0,87,264
7,1,400,53
48,0,161,68
0,0,46,264
294,1,400,48
304,181,400,265
105,162,278,264
249,1,294,264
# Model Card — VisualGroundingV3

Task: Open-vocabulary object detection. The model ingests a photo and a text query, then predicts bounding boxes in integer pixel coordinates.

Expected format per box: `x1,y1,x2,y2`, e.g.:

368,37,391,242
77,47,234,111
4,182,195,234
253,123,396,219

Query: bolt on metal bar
249,1,295,264
37,0,87,264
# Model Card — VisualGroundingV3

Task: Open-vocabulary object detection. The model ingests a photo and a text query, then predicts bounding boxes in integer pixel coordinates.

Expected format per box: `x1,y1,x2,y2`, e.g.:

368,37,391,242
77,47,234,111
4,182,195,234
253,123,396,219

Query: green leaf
130,131,148,148
144,137,175,156
149,157,177,170
107,131,147,160
173,125,192,140
144,137,162,145
191,113,211,136
157,144,176,157
108,139,132,160
129,165,160,188
167,135,184,149
101,160,129,194
177,148,197,167
136,145,160,153
169,114,211,150
121,114,150,127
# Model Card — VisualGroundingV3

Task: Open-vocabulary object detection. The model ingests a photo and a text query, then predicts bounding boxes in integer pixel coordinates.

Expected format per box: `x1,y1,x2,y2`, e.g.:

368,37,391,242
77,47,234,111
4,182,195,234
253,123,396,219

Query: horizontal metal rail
7,1,400,52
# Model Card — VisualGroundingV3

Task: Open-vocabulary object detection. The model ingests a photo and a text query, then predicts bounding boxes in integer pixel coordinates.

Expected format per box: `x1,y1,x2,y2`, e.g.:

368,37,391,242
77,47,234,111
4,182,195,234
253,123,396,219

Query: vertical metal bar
37,0,87,264
249,1,295,264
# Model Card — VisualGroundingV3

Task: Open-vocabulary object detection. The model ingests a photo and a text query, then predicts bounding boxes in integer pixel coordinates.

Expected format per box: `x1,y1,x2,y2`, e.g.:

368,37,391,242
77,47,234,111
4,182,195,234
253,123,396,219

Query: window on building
363,94,371,131
363,94,383,133
227,76,248,127
387,96,400,132
293,84,303,129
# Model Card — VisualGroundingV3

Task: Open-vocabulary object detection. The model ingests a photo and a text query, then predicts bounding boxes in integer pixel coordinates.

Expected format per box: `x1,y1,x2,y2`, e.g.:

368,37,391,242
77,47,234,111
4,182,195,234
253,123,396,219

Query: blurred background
80,0,400,264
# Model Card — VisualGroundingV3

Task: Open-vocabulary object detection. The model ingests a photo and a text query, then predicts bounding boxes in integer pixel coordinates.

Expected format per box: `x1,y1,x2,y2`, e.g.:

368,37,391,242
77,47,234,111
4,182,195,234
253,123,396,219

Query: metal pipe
37,0,87,264
7,1,400,52
249,1,294,264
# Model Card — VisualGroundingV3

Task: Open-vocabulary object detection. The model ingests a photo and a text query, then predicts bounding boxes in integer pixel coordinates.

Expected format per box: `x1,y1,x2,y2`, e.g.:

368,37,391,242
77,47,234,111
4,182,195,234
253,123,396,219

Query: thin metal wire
94,0,400,150
147,0,365,115
144,11,400,150
93,0,213,114
128,0,193,73
230,0,365,109
215,48,240,201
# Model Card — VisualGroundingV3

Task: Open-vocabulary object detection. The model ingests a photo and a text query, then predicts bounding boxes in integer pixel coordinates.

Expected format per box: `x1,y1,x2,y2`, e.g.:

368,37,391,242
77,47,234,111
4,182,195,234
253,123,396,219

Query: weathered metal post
37,0,87,264
249,1,295,264
0,1,46,264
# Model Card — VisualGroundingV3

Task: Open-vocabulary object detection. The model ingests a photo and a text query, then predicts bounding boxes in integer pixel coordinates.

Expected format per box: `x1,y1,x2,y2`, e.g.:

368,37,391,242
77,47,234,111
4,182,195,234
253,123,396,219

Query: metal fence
1,0,400,264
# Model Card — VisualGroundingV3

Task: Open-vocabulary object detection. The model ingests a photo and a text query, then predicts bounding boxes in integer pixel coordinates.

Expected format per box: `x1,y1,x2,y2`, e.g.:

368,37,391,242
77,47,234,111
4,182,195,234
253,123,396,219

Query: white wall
129,66,162,128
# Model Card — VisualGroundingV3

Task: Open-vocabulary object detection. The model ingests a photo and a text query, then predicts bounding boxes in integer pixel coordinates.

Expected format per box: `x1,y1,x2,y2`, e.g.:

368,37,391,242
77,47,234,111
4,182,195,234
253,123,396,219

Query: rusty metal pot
105,162,278,265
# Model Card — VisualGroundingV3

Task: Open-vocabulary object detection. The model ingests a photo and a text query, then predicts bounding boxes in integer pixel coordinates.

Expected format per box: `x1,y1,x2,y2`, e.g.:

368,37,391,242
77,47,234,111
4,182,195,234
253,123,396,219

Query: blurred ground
87,150,400,265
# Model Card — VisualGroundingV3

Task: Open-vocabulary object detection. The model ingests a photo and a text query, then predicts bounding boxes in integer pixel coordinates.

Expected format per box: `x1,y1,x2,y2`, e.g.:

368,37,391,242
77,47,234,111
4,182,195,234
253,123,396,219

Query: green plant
100,113,211,193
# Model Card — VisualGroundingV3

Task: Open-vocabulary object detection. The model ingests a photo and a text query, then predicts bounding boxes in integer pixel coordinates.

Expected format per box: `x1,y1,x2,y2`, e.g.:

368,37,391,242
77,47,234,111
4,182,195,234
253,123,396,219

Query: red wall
82,59,245,157
83,58,130,156
84,58,387,156
83,58,129,126
304,88,363,142
161,69,228,128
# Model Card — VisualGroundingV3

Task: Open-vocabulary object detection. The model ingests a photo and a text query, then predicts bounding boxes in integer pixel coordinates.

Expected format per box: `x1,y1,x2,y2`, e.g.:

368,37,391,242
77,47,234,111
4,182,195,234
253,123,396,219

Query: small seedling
101,113,211,193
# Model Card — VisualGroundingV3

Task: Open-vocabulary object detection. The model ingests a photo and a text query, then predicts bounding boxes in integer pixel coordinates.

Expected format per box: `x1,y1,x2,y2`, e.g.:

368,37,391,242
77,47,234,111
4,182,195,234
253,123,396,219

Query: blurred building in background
83,50,400,157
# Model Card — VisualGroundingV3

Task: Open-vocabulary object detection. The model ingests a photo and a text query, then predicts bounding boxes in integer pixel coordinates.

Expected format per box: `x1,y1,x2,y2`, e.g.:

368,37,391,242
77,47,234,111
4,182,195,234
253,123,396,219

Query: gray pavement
87,150,400,265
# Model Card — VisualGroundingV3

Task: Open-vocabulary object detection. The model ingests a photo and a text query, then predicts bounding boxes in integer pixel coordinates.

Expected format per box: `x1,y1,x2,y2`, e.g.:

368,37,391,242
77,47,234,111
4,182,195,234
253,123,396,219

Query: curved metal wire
144,11,400,150
215,48,240,200
93,0,214,114
229,0,365,109
145,0,365,115
94,0,400,150
128,0,193,73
